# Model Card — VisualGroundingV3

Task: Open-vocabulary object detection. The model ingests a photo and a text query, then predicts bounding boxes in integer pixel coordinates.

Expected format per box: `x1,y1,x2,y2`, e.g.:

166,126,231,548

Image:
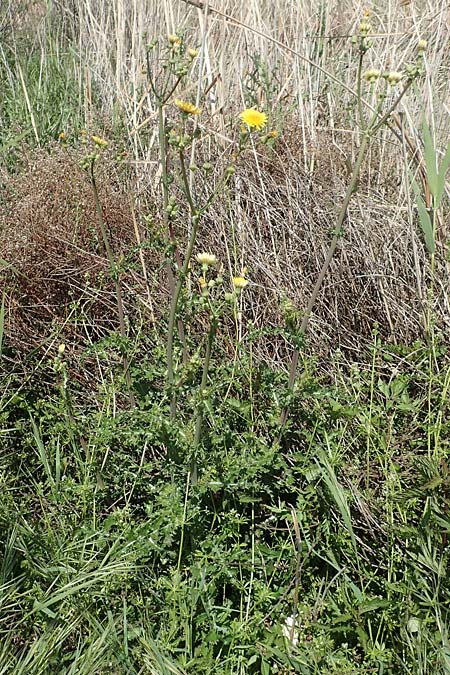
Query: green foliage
1,333,450,673
0,31,85,167
1,10,449,675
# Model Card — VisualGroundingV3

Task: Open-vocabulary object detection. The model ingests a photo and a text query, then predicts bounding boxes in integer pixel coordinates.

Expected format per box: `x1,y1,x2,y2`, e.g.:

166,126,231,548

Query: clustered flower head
92,135,108,148
174,99,202,115
386,70,403,85
363,67,381,83
196,252,217,267
239,108,267,131
359,21,372,37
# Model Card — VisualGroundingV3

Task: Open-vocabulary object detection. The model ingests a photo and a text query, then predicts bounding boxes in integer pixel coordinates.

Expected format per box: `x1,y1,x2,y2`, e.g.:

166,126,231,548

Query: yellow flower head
92,135,108,147
198,276,207,290
267,130,278,138
239,108,267,131
196,252,217,266
187,47,198,58
174,99,202,115
59,131,66,140
233,276,249,290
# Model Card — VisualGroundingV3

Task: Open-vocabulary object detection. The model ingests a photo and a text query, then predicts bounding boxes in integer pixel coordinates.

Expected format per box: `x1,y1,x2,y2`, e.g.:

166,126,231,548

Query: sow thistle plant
142,33,270,481
278,23,429,431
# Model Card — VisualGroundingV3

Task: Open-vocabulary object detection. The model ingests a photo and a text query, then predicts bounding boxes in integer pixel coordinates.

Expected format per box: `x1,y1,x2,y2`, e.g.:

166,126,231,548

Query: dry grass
0,146,139,350
1,0,449,359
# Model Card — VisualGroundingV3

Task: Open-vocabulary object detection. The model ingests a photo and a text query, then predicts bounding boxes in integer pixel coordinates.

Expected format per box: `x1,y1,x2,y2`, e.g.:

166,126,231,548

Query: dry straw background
1,0,449,357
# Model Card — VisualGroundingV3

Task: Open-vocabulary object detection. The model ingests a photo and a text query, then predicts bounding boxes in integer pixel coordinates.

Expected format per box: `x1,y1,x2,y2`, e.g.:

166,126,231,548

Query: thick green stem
167,217,201,419
158,103,187,361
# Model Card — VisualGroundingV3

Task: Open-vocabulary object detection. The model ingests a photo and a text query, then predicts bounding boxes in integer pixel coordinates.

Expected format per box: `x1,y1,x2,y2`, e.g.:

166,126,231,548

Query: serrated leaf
412,176,435,255
422,119,438,199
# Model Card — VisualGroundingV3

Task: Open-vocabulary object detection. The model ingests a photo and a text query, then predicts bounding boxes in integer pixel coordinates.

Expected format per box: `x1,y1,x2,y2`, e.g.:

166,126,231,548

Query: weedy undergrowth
0,7,449,675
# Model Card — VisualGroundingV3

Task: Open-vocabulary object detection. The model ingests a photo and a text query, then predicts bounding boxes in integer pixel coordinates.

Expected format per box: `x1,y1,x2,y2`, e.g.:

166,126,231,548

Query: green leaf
317,453,357,555
0,256,23,277
412,176,435,255
422,119,438,199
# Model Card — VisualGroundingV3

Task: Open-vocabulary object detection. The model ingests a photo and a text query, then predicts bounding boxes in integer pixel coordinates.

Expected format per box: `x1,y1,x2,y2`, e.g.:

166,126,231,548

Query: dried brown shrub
0,145,139,350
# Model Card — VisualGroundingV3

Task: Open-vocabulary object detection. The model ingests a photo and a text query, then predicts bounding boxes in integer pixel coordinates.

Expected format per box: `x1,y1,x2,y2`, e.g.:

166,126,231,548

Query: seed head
168,34,181,45
363,68,381,83
386,71,403,85
418,39,427,53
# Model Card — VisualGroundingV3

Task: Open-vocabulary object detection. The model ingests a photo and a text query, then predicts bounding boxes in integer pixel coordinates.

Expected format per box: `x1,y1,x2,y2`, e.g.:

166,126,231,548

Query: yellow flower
267,130,278,138
92,135,108,147
59,131,65,140
198,276,207,290
232,276,249,290
363,68,381,83
187,47,198,58
196,252,217,266
386,70,403,85
239,108,267,131
174,99,202,115
168,34,181,45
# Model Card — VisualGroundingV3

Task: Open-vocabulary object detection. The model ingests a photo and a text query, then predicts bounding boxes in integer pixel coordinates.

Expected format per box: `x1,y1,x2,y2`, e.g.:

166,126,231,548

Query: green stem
167,217,201,419
356,52,366,132
191,316,217,484
279,132,370,431
158,102,187,361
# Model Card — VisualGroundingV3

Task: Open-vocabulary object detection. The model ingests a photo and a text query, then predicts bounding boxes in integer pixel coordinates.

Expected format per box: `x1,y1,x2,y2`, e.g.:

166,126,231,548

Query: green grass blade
412,176,435,255
317,453,357,556
422,119,438,199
